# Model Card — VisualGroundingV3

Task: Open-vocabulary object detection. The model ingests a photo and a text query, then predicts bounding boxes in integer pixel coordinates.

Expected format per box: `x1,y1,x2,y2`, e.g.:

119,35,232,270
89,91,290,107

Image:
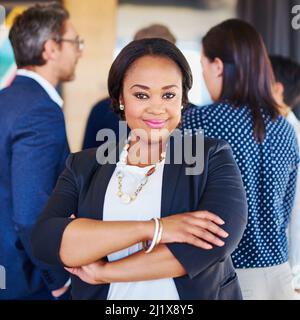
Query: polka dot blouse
182,102,299,268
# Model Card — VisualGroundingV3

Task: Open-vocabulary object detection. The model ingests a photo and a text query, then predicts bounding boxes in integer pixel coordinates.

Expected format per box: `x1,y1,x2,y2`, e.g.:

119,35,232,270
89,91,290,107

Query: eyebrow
130,84,179,90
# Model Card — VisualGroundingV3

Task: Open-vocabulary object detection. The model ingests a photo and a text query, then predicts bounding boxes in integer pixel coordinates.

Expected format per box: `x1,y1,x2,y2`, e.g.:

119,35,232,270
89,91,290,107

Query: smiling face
121,55,183,144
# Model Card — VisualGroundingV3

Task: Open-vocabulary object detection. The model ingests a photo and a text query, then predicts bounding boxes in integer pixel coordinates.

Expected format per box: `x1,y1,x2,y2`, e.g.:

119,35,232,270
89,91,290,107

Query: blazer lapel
160,137,183,218
161,163,182,218
94,135,184,220
96,162,117,220
94,136,127,220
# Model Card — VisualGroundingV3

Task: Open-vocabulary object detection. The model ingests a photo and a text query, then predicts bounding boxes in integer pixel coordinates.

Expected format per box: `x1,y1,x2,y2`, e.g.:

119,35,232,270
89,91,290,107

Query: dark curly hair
108,38,193,119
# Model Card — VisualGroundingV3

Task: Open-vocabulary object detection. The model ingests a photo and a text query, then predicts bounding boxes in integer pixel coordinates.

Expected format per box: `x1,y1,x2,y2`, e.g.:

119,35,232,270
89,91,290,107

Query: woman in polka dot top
182,19,299,300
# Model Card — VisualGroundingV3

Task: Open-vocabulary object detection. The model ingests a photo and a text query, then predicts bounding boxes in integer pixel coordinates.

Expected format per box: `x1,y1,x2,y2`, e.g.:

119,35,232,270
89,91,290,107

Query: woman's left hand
65,260,108,285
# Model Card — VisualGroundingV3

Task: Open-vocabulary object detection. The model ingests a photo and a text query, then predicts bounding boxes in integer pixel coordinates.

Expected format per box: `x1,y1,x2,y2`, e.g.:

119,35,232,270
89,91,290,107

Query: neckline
118,148,166,169
116,159,165,172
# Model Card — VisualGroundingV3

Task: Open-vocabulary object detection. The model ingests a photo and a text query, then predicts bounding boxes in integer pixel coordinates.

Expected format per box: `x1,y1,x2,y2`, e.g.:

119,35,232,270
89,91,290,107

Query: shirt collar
16,69,63,108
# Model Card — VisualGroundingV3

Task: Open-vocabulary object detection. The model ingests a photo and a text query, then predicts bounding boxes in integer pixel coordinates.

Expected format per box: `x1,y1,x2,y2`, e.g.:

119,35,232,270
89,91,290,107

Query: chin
68,74,76,81
61,72,76,82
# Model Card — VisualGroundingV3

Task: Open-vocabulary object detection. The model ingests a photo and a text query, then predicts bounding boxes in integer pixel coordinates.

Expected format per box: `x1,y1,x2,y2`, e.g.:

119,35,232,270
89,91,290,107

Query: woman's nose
146,100,166,114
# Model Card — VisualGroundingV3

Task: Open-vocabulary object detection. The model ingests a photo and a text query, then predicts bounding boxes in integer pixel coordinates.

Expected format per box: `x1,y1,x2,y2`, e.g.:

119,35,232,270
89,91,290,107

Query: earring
119,104,125,111
181,106,184,110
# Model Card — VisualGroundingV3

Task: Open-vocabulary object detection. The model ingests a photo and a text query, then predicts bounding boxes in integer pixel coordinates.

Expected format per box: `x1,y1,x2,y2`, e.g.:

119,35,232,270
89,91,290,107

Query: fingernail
222,232,229,238
217,240,225,246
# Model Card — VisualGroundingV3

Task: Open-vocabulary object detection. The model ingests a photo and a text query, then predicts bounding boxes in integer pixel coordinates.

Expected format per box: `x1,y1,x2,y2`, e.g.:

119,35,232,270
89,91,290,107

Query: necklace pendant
116,171,124,178
121,194,131,204
117,191,123,197
130,194,137,201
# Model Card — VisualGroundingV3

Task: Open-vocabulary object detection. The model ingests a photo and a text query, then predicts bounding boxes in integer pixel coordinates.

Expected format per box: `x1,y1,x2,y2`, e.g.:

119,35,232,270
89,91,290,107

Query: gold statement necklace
116,138,166,204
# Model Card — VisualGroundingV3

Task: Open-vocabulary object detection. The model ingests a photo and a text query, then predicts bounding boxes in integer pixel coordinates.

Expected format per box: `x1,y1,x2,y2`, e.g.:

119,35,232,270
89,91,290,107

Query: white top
103,153,180,300
287,111,300,289
16,69,63,108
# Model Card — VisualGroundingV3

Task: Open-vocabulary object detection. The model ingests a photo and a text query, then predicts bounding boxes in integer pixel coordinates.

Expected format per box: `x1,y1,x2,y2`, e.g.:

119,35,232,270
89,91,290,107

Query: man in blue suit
0,3,82,299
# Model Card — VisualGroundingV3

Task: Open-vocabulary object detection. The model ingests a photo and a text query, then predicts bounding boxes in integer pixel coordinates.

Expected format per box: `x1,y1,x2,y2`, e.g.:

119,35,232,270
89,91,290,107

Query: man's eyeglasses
55,36,84,52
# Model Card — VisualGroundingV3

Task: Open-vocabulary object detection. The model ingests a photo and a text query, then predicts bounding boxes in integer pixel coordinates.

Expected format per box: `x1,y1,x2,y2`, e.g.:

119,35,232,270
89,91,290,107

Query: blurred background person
82,23,196,150
270,55,300,295
1,1,299,154
0,2,82,300
270,55,300,120
182,19,299,300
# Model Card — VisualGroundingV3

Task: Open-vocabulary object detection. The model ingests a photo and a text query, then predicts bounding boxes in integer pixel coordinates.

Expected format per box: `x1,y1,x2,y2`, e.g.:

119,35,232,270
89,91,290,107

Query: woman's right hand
160,211,229,249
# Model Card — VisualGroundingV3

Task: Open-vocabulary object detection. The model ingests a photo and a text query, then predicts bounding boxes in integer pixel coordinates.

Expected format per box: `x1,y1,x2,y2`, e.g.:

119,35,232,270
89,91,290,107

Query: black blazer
32,136,248,300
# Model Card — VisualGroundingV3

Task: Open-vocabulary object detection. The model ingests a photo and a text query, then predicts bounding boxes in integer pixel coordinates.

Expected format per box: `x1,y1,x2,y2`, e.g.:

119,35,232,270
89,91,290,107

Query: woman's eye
134,93,149,99
163,92,176,99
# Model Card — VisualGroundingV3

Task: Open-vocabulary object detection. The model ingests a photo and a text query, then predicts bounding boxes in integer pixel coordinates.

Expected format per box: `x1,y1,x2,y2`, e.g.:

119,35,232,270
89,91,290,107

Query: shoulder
204,136,229,150
90,98,113,117
1,77,61,118
1,76,47,100
203,137,233,161
269,115,298,146
67,147,98,170
66,148,100,182
182,102,247,129
198,136,239,179
182,129,231,151
181,133,232,164
184,102,238,116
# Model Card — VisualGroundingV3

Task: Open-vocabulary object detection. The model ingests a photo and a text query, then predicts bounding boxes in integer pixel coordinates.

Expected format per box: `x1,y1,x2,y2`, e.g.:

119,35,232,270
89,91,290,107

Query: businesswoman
183,19,299,299
32,38,248,300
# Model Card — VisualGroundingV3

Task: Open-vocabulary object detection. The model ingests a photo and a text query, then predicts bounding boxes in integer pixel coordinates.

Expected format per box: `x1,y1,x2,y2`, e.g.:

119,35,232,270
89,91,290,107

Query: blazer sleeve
31,154,78,268
11,104,70,290
166,141,248,279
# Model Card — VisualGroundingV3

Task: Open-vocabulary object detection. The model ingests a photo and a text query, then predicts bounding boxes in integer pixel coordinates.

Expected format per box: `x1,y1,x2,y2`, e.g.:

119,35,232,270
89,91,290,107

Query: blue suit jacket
32,136,248,300
0,76,70,299
82,98,121,149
